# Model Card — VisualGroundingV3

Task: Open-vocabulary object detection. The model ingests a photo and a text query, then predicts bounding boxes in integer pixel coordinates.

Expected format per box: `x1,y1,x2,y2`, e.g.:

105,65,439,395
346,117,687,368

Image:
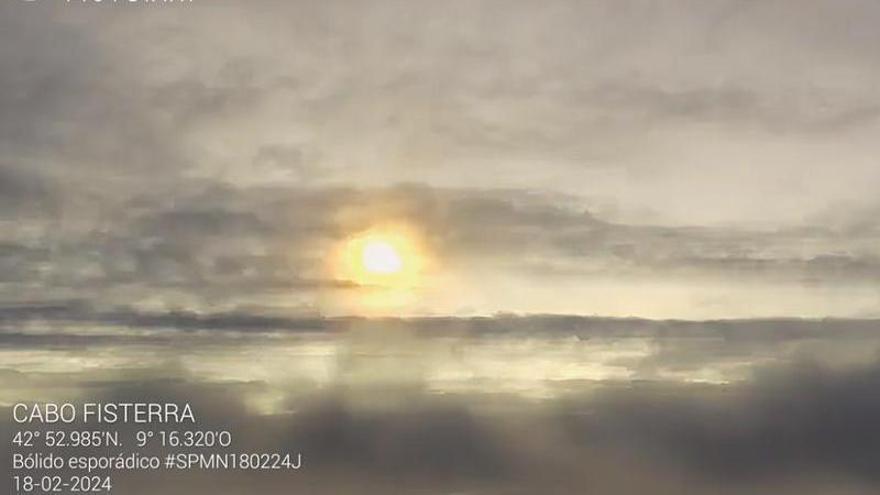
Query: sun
361,239,403,275
335,226,427,289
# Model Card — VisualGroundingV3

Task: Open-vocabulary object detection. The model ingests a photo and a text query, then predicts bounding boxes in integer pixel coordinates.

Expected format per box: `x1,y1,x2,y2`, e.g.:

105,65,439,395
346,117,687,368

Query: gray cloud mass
2,0,880,316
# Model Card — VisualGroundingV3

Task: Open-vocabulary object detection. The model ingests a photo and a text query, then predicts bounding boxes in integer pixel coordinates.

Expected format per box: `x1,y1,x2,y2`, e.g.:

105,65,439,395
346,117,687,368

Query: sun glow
336,226,428,290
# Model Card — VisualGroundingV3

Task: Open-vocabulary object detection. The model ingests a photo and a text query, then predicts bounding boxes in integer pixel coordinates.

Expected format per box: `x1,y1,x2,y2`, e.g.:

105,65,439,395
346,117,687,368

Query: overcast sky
2,0,879,318
4,3,880,493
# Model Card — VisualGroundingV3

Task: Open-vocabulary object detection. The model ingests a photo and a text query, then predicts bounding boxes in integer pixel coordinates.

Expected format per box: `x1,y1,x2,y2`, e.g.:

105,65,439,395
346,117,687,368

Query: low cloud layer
3,316,880,494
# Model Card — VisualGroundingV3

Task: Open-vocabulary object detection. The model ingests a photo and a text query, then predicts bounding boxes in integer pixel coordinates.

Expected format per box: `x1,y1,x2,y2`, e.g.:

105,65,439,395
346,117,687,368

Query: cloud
582,83,880,134
0,164,56,218
3,338,880,494
1,182,879,316
4,0,880,222
2,0,880,316
561,360,880,482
